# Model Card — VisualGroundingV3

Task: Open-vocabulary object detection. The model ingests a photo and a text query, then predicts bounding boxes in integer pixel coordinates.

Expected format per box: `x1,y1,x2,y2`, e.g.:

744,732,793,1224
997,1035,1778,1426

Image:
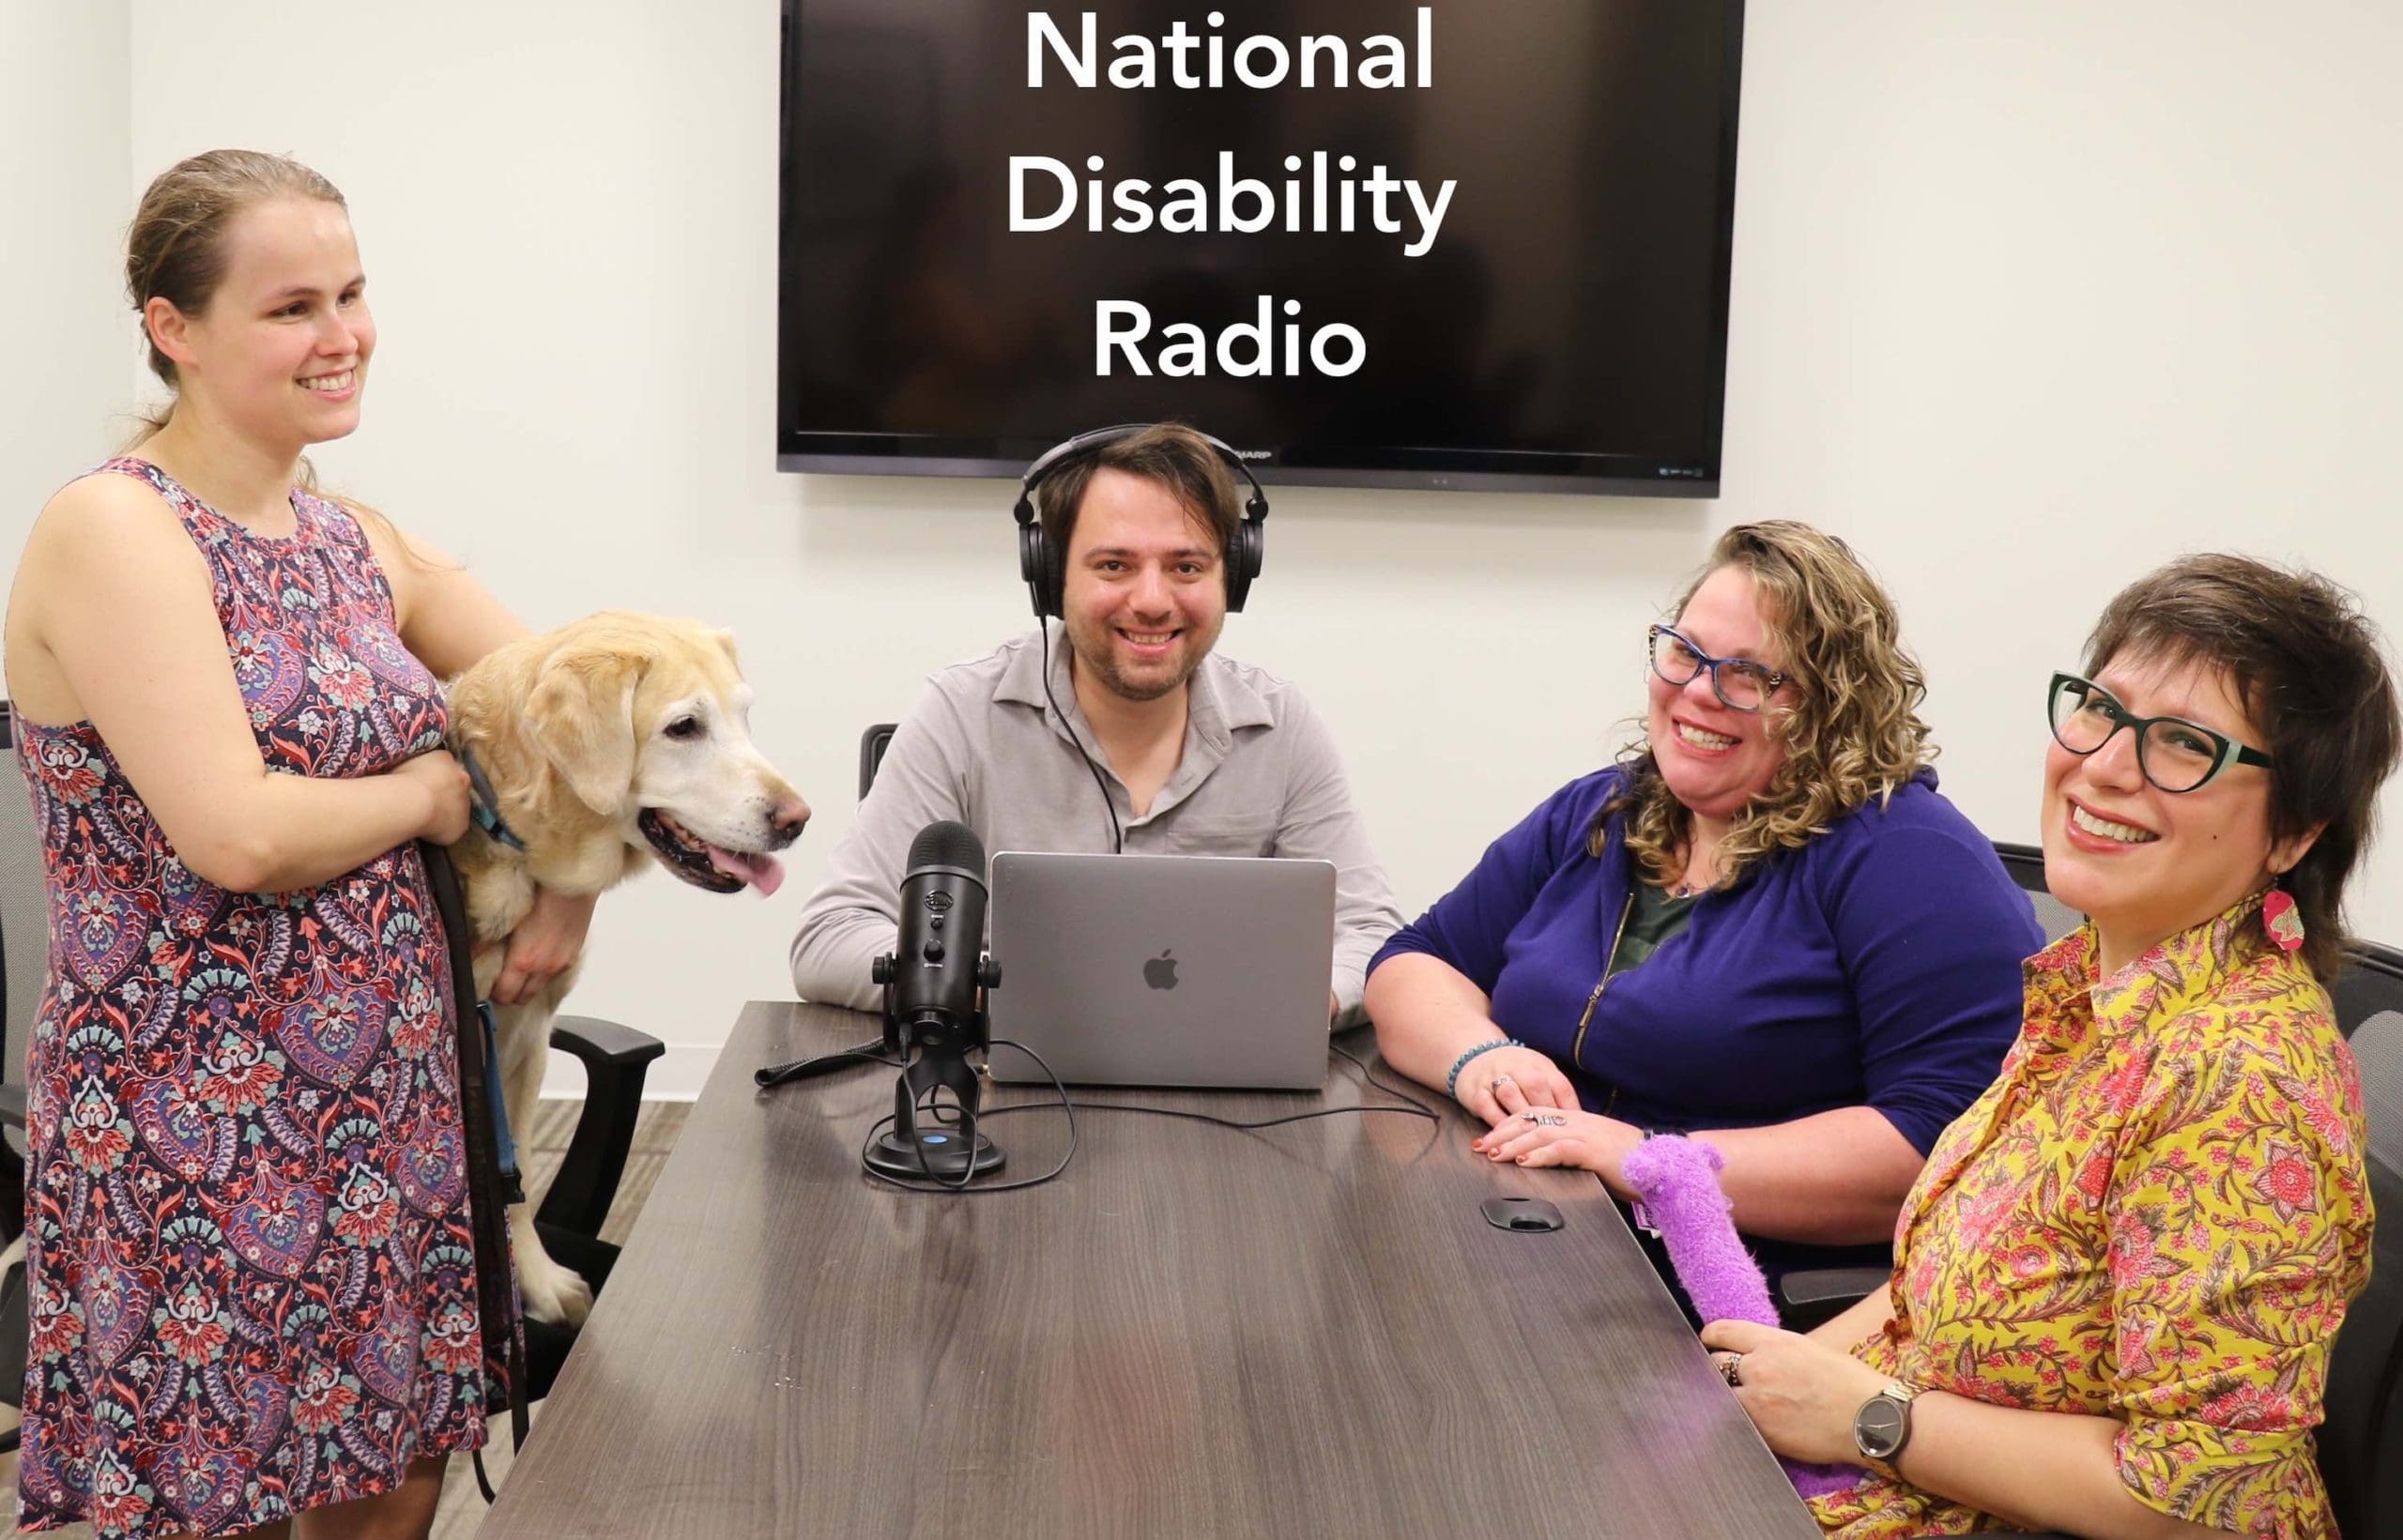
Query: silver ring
1717,1352,1745,1388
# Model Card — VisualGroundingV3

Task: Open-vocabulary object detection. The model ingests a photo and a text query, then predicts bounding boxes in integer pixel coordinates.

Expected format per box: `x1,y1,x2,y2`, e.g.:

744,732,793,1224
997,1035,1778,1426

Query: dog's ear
712,627,741,668
525,644,646,817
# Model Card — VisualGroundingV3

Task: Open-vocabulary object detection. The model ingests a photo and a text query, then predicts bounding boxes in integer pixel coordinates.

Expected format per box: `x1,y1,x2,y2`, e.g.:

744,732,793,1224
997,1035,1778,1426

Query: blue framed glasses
2046,672,2274,794
1648,625,1789,712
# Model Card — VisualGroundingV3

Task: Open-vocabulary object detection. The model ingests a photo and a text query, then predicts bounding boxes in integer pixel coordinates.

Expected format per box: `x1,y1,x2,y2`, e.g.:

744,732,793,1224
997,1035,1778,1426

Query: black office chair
2320,959,2403,1539
1990,840,2086,943
2331,940,2403,1044
0,701,36,1454
514,1013,666,1406
860,722,897,800
0,700,664,1437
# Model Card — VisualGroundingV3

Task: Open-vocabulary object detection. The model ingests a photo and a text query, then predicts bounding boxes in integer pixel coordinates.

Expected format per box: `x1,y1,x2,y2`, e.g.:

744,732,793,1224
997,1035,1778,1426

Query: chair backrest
1989,840,2085,943
2331,942,2403,1046
859,722,896,801
0,703,48,1084
2319,999,2403,1539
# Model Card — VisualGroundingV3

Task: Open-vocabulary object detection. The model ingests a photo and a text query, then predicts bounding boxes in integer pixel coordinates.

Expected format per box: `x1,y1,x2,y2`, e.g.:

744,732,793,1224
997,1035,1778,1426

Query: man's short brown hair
1034,424,1243,602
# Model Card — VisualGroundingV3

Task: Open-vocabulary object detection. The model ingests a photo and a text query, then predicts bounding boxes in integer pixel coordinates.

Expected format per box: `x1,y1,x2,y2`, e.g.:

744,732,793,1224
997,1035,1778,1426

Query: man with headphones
789,422,1401,1022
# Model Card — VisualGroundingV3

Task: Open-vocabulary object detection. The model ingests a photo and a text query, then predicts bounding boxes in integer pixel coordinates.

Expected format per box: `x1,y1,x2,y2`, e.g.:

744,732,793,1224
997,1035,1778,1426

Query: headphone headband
1011,423,1269,618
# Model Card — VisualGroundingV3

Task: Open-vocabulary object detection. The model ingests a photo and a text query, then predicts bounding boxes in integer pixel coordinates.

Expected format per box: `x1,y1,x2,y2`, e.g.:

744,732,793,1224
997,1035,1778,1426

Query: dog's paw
519,1254,595,1328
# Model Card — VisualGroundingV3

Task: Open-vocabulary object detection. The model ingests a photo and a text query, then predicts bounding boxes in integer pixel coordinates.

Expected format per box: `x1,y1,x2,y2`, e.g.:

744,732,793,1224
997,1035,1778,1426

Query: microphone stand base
865,1129,1007,1182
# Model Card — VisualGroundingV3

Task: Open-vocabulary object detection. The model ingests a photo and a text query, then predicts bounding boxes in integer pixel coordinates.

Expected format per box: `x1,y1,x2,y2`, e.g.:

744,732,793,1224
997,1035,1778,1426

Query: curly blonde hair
1599,521,1936,887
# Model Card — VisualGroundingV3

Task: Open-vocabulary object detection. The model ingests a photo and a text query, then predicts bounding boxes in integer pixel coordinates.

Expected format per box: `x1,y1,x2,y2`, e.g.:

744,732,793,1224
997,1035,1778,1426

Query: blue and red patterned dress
15,459,489,1538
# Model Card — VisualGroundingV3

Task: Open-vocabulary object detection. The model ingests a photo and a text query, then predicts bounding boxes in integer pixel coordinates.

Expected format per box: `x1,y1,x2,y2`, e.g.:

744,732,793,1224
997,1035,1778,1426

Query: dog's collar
459,745,528,853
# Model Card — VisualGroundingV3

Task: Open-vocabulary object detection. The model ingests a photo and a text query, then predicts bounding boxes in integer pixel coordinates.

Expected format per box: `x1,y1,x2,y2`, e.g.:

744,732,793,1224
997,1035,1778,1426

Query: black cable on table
851,1036,1439,1192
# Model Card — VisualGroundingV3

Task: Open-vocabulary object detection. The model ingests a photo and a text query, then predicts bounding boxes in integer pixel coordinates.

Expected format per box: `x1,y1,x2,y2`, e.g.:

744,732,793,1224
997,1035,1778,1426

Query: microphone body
867,821,1005,1181
886,822,994,1040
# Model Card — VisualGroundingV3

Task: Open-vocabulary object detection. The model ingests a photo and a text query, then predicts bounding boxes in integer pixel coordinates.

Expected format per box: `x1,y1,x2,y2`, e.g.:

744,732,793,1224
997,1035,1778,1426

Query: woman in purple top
1367,523,2043,1279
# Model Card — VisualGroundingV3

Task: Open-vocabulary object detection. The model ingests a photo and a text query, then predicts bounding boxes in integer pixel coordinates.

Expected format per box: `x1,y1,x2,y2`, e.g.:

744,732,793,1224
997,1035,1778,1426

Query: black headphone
1011,424,1270,620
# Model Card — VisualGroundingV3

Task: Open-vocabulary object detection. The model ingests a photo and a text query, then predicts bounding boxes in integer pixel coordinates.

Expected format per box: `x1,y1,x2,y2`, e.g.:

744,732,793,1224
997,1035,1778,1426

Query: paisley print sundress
14,459,488,1538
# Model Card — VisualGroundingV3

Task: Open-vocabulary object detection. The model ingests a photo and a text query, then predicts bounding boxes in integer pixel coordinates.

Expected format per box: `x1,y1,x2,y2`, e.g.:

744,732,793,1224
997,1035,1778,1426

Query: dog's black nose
769,794,811,847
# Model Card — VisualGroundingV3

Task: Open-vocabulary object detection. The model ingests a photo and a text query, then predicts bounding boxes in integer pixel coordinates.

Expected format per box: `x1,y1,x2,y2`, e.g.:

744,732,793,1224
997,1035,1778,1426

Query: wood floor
2,1098,689,1540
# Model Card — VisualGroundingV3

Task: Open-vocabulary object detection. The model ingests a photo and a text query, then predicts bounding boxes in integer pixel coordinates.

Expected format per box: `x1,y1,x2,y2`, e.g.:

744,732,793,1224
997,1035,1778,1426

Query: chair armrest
1778,1266,1890,1308
550,1014,667,1070
1775,1266,1890,1332
537,1014,667,1239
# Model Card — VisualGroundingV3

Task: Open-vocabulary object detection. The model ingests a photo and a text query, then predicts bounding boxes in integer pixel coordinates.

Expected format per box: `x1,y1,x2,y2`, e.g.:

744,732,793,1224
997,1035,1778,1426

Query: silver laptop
985,851,1336,1090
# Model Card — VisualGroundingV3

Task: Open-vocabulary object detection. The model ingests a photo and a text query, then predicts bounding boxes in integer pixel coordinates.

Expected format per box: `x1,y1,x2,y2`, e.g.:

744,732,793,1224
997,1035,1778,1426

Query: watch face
1855,1395,1908,1460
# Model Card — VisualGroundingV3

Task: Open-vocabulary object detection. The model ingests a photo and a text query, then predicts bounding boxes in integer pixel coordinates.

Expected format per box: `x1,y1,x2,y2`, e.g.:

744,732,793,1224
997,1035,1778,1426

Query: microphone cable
851,1038,1438,1194
1330,1038,1442,1118
856,1037,1079,1194
968,1035,1438,1146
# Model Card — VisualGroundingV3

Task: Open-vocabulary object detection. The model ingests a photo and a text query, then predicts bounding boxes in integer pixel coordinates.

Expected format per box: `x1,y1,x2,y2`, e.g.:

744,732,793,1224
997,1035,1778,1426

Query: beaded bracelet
1445,1037,1524,1100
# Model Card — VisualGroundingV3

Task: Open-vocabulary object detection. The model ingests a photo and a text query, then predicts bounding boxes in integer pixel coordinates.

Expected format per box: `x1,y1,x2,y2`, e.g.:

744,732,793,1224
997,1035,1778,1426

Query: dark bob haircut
2084,554,2401,980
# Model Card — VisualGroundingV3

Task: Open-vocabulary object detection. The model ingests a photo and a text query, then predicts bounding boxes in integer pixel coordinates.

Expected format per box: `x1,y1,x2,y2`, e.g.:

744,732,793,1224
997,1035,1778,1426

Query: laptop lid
985,851,1336,1090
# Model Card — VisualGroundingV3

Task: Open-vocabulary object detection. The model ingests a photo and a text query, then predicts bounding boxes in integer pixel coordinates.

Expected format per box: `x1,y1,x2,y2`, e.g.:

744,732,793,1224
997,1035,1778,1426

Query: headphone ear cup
1225,513,1263,613
1017,513,1057,619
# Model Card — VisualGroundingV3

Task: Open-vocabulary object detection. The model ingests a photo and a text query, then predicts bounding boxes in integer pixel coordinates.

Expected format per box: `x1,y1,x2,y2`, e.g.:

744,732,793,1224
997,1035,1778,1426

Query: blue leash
479,1001,526,1207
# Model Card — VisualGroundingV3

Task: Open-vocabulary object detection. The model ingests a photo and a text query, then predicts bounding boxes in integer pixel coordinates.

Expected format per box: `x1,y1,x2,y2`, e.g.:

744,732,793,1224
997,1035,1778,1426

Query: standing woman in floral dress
3,150,594,1539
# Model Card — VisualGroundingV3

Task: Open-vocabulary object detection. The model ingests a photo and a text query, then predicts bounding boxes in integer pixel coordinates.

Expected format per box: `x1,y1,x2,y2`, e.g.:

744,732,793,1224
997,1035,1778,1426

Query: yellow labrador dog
446,611,808,1325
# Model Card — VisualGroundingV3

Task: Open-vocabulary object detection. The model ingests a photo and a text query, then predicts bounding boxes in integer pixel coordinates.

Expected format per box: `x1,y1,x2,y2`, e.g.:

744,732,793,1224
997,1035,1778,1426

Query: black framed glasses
1648,625,1790,712
2045,672,2275,794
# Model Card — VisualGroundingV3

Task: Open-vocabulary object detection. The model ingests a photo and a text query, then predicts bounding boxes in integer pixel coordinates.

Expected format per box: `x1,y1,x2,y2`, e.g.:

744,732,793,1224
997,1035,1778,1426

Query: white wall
8,2,2397,1095
0,0,130,521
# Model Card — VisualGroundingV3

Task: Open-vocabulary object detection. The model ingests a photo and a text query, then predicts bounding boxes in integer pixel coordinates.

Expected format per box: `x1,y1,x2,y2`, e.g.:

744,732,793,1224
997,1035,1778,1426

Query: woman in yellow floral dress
1704,555,2398,1539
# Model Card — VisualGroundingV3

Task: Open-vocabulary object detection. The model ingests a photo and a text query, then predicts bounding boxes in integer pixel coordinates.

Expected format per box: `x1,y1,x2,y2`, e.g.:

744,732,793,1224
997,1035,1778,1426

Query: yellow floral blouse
1810,894,2371,1539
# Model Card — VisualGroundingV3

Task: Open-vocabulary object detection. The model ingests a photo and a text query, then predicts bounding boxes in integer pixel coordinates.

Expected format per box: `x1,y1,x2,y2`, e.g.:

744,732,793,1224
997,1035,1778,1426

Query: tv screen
778,2,1744,496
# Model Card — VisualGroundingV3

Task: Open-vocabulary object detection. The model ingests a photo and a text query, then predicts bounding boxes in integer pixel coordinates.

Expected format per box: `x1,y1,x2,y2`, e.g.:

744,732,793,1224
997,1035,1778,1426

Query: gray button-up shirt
789,626,1403,1020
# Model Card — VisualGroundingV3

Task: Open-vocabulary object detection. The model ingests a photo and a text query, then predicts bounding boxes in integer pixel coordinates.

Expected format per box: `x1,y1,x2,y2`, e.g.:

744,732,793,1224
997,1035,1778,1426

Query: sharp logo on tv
780,2,1743,494
1143,949,1181,991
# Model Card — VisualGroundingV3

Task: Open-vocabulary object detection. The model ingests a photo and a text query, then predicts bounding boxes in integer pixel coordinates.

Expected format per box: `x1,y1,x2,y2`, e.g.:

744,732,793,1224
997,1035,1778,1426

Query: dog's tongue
708,846,786,897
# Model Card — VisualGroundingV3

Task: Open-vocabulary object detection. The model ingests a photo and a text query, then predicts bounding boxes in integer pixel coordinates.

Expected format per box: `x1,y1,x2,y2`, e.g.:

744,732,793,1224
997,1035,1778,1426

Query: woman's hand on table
1453,1044,1581,1127
1472,1101,1645,1193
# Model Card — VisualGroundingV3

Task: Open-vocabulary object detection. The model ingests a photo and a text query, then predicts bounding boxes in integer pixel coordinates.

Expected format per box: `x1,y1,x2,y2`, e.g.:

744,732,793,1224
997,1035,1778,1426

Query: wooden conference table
479,1002,1820,1538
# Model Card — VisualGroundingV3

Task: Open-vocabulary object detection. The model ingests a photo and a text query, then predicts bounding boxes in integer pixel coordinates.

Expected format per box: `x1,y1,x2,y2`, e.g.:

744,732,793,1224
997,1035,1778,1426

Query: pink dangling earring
2263,883,2305,953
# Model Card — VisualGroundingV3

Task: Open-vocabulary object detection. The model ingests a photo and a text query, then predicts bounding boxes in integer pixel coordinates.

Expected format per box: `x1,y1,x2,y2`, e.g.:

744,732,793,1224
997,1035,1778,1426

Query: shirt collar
993,624,1274,741
2022,888,2275,1047
993,623,1073,711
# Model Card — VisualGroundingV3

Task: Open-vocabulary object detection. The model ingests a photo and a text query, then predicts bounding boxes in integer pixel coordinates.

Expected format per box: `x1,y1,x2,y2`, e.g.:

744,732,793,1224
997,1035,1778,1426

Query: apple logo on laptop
1143,949,1180,990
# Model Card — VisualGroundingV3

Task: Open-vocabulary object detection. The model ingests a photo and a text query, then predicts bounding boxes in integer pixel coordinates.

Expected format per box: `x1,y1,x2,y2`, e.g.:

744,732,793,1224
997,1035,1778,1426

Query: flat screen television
778,2,1744,496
